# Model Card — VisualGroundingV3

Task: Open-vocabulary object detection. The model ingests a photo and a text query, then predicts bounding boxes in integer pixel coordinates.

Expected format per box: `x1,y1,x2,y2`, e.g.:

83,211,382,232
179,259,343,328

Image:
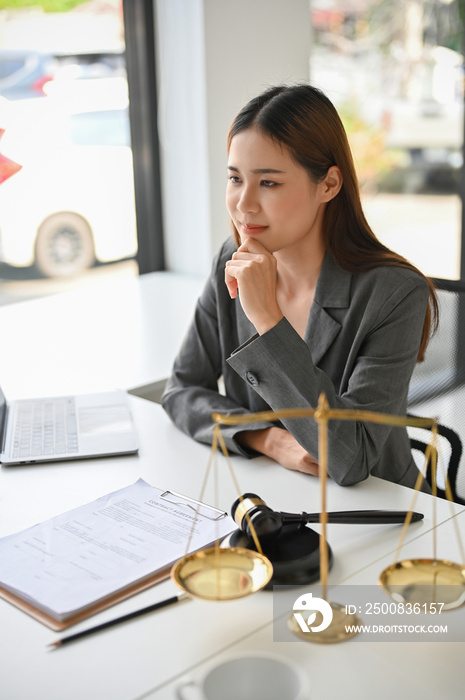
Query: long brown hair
228,84,438,361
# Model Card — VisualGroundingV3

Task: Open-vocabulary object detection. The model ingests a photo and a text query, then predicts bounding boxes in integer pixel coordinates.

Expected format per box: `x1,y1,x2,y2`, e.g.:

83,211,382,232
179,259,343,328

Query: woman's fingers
224,237,283,333
225,262,239,298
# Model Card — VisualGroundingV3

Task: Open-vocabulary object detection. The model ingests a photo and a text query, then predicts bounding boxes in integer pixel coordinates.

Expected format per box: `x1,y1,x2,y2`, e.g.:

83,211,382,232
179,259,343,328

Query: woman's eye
228,175,242,184
261,180,277,188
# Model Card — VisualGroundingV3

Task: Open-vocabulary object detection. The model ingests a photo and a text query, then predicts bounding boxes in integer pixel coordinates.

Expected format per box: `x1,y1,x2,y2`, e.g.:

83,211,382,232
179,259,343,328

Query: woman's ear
320,166,343,203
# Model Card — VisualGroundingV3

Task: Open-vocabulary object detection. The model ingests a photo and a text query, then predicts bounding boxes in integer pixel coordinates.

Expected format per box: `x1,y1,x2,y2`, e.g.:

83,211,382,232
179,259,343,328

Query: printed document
0,479,236,620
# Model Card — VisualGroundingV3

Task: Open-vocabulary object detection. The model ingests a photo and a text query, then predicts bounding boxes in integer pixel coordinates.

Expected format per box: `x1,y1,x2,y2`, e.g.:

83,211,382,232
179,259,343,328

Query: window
0,1,143,304
310,0,463,284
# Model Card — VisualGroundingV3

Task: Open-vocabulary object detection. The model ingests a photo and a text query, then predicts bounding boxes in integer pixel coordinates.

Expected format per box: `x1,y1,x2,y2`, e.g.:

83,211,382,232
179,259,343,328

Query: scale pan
171,546,273,601
379,559,465,610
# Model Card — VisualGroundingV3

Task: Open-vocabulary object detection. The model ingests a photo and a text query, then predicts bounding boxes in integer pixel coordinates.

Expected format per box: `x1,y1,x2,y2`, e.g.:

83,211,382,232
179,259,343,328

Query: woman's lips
240,223,268,234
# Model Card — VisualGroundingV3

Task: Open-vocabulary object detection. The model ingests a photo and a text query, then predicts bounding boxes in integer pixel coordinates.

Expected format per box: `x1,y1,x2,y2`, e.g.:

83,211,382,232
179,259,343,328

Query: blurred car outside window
0,49,57,100
0,2,139,305
0,72,137,280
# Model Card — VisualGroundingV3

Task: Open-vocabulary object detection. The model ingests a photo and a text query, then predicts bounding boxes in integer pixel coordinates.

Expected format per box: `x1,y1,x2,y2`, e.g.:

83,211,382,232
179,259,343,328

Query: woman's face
226,127,329,254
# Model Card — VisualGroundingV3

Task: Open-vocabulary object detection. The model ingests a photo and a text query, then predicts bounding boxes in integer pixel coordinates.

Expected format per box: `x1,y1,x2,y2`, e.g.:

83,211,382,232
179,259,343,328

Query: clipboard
0,566,173,631
159,490,228,520
0,480,236,631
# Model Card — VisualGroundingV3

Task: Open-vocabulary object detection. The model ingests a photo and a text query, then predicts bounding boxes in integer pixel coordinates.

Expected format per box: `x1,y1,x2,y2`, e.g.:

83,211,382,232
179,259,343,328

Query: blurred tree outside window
310,0,464,281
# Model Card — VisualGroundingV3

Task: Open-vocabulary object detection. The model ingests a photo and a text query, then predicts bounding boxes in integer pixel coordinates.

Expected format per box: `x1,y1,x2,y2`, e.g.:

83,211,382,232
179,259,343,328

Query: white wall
155,0,211,275
155,0,311,276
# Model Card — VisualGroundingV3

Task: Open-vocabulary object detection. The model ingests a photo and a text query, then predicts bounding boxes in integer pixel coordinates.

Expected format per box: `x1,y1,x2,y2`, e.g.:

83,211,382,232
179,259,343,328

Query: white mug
176,651,310,700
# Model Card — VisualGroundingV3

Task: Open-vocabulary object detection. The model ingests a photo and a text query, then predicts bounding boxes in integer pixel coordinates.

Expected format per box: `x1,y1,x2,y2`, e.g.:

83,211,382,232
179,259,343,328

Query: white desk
0,271,204,401
1,397,464,700
160,513,465,700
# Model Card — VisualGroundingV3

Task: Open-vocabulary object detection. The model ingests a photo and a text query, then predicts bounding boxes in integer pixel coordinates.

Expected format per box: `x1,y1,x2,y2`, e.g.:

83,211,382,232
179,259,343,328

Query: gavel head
231,493,283,542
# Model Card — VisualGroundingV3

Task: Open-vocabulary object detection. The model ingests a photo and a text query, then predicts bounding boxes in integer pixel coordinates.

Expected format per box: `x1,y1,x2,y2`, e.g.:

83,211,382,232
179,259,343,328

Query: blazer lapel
305,254,352,366
231,253,353,365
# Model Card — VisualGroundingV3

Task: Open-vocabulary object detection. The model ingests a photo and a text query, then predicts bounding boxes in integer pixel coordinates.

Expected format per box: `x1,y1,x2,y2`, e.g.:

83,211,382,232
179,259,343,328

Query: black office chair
409,419,464,505
408,286,465,505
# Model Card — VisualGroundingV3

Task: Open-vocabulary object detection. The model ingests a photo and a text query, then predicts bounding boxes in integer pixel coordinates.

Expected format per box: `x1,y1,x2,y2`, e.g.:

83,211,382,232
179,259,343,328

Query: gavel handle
280,510,424,525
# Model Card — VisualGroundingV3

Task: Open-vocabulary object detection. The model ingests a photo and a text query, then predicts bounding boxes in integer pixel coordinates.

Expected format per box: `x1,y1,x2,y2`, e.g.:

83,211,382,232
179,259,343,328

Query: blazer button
246,371,259,387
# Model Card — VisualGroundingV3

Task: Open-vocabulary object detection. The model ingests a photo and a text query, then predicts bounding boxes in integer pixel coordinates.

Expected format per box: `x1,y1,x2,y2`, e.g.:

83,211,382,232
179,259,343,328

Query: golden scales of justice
170,393,465,643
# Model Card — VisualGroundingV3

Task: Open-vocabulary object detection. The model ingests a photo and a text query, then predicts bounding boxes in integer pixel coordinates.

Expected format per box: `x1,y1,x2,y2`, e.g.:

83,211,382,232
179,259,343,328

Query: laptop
0,386,139,465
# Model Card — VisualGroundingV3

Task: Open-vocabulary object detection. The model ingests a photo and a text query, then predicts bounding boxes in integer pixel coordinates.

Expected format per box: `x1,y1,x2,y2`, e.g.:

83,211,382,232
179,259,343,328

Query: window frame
122,0,165,274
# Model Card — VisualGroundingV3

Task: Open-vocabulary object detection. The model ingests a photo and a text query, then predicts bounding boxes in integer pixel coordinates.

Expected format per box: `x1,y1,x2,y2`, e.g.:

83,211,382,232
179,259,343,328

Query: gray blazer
162,238,430,489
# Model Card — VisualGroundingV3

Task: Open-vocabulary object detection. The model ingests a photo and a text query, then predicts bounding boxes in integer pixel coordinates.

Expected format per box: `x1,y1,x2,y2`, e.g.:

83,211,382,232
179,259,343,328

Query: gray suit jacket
162,238,430,489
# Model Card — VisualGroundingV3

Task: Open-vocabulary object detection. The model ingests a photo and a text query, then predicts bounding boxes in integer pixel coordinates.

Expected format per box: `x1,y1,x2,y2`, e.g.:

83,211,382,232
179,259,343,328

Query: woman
162,84,438,488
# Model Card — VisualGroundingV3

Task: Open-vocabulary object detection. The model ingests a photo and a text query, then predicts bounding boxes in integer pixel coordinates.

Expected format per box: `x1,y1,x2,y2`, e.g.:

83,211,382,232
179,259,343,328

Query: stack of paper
0,479,236,629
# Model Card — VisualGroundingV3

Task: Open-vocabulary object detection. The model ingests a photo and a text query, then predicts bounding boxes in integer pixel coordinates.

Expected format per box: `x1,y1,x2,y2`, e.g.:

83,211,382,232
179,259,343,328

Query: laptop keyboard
11,398,79,459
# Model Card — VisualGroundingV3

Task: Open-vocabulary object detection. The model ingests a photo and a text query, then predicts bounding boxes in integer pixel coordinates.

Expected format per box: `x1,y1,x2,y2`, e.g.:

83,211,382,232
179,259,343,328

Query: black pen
48,592,190,649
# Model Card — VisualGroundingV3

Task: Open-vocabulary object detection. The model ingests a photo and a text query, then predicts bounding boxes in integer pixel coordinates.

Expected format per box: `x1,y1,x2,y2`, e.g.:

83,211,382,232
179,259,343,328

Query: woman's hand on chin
225,238,283,334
